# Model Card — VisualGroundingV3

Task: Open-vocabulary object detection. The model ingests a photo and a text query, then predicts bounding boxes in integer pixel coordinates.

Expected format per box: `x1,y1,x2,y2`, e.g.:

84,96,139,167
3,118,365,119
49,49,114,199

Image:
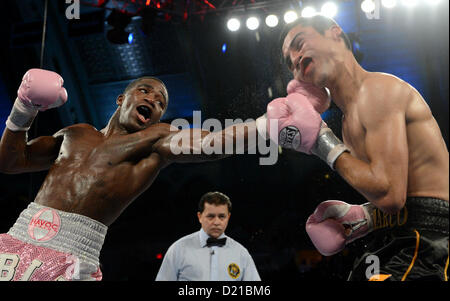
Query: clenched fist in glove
305,200,375,256
6,68,68,131
256,80,349,169
286,79,330,114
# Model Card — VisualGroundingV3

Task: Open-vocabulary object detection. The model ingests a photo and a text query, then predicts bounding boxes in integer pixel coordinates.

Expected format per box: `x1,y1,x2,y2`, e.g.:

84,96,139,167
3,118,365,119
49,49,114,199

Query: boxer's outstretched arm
334,84,409,214
154,121,259,164
0,128,63,174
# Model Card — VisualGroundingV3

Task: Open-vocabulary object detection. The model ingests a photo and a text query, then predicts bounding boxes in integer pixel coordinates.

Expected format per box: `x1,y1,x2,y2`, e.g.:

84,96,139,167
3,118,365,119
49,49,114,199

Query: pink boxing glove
286,79,330,114
18,68,68,111
305,200,375,256
255,82,348,168
266,92,322,154
6,69,68,131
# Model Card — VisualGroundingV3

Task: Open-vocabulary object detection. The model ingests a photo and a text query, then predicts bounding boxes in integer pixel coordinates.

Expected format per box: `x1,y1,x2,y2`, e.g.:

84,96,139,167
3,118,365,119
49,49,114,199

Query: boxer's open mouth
137,105,151,123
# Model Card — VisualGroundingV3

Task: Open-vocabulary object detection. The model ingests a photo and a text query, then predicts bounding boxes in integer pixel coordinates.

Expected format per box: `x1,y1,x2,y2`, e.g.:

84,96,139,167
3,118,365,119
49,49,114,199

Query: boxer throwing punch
259,15,448,281
0,69,268,281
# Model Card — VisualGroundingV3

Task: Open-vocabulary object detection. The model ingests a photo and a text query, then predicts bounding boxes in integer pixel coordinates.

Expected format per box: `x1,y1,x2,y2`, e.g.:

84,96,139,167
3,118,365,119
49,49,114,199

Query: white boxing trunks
0,202,107,281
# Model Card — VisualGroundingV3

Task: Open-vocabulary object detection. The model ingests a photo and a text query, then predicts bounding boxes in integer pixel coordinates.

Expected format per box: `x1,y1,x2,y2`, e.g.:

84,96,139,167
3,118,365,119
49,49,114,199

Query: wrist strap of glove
6,98,38,132
361,202,376,232
311,122,350,170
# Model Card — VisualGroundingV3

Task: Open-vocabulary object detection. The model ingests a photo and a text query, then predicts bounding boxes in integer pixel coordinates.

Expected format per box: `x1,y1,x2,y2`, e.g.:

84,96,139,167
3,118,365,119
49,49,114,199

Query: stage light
227,18,240,31
321,2,338,18
401,0,418,7
128,32,133,44
265,15,279,27
361,0,376,13
246,17,260,30
284,10,298,24
222,43,227,53
381,0,397,8
301,6,317,18
106,10,132,44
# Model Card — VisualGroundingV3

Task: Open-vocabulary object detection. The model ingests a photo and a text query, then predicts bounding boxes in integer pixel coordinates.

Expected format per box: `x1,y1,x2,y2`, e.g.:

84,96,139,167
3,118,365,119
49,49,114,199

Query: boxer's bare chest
341,111,369,162
35,125,161,222
56,126,138,170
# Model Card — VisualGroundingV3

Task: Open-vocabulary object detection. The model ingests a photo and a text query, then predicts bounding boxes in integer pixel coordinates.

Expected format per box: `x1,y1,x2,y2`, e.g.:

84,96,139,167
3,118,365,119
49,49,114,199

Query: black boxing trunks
347,197,449,281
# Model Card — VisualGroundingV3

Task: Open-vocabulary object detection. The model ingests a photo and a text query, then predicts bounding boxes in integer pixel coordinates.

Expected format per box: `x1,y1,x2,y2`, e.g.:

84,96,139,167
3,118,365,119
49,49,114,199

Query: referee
155,192,261,281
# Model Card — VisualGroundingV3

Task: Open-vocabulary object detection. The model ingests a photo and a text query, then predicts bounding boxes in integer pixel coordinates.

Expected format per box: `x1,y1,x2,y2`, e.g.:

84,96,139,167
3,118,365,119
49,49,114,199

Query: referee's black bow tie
206,237,227,247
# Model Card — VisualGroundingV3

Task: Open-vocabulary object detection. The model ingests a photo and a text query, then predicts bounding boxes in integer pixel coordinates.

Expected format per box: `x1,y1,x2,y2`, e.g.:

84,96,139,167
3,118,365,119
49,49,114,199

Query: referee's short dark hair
198,192,232,213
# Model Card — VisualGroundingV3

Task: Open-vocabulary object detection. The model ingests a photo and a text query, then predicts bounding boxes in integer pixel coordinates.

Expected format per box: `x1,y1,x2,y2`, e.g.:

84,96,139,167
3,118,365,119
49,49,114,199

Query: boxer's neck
327,53,368,115
100,109,128,137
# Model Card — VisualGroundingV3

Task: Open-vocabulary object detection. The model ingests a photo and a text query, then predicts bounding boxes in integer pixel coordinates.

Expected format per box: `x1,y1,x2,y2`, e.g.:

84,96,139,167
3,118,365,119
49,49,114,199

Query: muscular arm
335,80,409,213
0,128,63,174
154,120,259,164
106,120,259,198
0,68,68,174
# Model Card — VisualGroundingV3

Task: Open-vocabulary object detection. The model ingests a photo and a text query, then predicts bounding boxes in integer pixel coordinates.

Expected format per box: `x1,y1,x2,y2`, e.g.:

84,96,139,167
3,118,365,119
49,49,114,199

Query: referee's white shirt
155,228,261,281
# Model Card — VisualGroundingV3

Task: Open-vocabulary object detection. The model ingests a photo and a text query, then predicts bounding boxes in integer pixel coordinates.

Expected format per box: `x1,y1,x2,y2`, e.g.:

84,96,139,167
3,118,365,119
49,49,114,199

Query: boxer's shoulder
59,123,98,134
156,122,180,132
146,122,183,141
360,72,430,123
357,72,411,116
361,72,414,99
365,71,403,82
51,123,101,144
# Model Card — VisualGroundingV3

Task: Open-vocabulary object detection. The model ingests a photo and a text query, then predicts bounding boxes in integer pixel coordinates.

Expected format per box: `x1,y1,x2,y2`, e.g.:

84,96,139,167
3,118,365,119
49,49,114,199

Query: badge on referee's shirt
227,263,240,279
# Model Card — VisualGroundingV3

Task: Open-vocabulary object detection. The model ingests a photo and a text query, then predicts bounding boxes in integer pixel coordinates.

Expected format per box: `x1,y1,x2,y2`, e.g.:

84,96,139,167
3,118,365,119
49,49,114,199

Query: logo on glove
279,126,301,150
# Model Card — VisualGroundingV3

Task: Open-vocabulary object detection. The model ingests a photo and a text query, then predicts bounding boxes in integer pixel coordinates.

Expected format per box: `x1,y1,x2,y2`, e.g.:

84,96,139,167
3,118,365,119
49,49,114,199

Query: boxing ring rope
29,0,49,202
40,0,48,70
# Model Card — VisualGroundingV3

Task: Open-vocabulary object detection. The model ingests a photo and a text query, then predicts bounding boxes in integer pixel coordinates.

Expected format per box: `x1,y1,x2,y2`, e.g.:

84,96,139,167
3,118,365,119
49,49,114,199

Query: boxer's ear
116,94,124,106
329,25,343,41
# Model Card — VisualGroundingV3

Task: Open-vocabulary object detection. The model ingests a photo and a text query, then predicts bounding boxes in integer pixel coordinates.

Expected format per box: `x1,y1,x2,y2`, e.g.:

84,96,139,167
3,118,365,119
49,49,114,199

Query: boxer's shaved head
124,76,169,104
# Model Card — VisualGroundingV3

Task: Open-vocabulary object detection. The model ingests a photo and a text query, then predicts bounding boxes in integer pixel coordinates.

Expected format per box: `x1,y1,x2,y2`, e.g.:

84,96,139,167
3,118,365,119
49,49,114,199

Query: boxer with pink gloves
255,78,374,256
278,14,448,281
0,69,275,281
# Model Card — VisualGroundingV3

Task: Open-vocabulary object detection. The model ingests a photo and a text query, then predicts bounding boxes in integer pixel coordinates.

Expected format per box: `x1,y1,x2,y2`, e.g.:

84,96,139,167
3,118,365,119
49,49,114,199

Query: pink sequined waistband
7,202,107,266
